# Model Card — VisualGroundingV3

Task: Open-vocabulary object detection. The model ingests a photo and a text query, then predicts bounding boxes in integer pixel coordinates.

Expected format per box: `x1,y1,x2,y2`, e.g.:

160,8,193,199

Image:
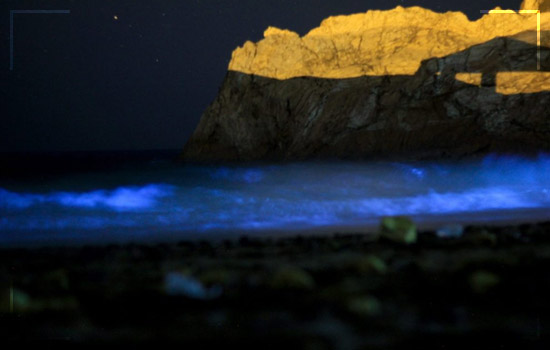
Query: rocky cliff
182,1,550,161
522,0,550,11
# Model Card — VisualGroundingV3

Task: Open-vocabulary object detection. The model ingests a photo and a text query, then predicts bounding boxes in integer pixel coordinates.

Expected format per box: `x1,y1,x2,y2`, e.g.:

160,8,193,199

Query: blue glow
0,184,174,211
1,154,550,244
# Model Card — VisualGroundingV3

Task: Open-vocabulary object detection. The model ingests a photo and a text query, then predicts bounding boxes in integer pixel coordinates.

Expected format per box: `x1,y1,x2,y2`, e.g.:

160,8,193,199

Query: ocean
1,151,549,246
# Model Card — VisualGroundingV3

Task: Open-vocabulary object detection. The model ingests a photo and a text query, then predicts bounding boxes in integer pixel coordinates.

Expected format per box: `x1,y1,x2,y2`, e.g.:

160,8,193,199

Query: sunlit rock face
521,0,550,11
229,4,548,79
183,2,550,161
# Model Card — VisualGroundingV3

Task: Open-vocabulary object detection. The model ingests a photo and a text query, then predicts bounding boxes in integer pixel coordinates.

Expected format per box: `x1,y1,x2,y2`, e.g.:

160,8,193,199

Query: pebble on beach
379,216,417,244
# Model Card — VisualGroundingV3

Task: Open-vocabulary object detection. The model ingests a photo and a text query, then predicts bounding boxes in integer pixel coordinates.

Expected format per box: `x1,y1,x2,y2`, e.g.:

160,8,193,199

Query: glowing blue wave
0,154,549,243
0,184,175,211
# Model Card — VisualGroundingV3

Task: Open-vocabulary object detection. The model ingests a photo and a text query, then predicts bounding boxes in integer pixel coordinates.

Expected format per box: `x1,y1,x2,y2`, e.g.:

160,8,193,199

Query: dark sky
1,0,521,152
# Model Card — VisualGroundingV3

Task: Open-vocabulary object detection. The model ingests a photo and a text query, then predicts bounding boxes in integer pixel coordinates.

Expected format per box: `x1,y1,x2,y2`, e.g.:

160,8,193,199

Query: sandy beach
2,220,550,347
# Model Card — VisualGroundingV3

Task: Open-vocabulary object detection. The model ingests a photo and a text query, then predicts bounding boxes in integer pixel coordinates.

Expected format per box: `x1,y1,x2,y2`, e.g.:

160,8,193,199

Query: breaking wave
0,184,175,211
1,154,549,244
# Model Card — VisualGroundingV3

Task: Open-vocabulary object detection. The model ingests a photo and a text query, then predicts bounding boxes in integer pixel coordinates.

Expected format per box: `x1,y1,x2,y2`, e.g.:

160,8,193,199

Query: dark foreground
2,222,550,348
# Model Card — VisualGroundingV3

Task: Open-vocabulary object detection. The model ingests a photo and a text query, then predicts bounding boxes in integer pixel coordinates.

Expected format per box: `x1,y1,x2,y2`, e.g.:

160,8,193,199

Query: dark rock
183,35,550,161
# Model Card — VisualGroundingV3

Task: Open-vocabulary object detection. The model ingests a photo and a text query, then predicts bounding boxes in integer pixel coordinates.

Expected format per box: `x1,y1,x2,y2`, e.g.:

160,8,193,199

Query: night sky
1,0,521,152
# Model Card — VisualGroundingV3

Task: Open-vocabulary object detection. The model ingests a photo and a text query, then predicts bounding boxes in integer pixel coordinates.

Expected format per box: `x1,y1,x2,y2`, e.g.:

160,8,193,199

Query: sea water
1,153,549,246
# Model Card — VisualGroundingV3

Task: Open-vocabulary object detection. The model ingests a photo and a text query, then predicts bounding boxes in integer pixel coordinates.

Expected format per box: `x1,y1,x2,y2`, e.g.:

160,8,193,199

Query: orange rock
228,4,548,79
521,0,550,11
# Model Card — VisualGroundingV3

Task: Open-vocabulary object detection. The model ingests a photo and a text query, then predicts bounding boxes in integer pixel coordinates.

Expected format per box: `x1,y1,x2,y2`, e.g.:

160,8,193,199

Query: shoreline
2,209,549,248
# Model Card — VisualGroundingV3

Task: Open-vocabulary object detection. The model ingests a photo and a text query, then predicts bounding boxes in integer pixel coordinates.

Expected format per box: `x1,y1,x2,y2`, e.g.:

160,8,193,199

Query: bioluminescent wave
0,184,175,210
1,154,549,244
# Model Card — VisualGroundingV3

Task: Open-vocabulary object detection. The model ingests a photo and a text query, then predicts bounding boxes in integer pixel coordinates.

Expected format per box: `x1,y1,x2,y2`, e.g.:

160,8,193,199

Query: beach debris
469,270,500,294
164,272,222,300
379,216,417,244
5,288,77,313
43,269,70,290
466,229,498,246
270,266,315,290
33,297,79,311
199,269,233,286
11,288,32,312
436,224,464,239
354,255,388,274
327,252,387,274
347,296,381,316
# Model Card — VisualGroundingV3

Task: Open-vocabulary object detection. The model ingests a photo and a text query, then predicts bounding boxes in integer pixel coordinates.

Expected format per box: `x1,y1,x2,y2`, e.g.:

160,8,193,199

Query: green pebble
270,266,315,290
380,216,417,244
347,296,381,316
470,270,500,294
12,289,32,312
355,255,388,274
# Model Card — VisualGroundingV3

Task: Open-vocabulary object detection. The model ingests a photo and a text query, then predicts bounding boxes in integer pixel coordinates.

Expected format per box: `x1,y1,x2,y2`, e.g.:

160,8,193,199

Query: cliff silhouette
183,2,550,161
